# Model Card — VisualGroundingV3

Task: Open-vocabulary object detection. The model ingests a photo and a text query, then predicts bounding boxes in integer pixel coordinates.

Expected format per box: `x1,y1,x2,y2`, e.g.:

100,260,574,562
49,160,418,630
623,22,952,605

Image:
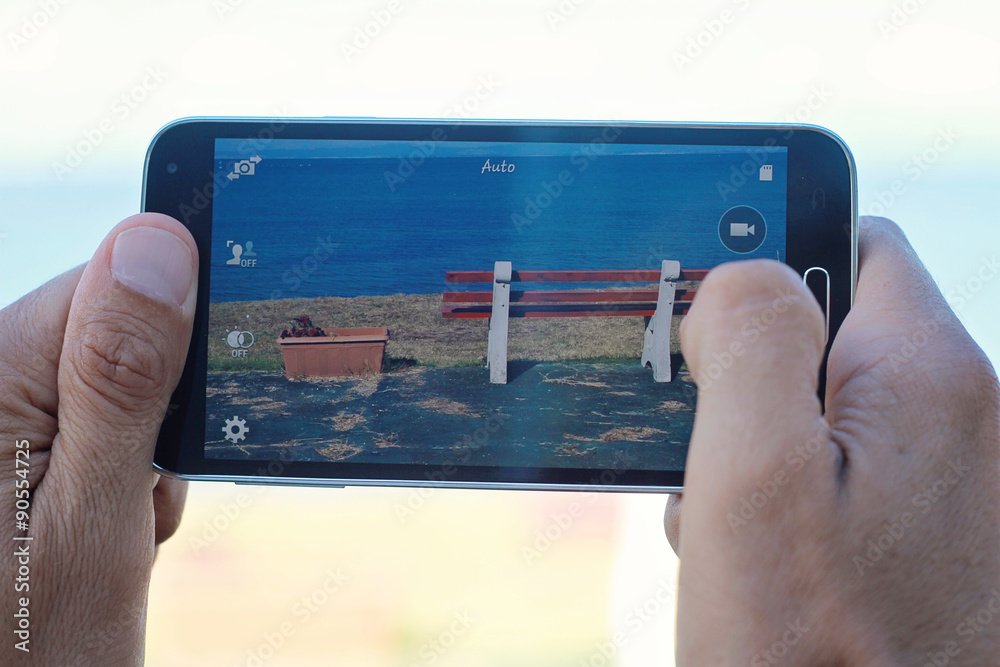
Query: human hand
1,214,198,665
665,217,1000,664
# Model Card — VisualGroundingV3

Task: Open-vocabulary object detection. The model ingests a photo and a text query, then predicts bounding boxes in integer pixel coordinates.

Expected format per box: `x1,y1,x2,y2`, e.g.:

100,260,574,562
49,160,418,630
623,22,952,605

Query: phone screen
204,135,788,475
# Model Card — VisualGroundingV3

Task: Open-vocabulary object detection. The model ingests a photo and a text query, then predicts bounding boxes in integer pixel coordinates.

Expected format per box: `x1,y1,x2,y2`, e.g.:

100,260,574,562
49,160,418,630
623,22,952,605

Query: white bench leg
487,261,513,384
641,260,680,382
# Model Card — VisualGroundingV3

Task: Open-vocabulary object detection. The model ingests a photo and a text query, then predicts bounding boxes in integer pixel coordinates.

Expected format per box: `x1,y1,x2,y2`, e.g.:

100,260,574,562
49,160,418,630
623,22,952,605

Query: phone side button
235,480,345,488
803,266,830,345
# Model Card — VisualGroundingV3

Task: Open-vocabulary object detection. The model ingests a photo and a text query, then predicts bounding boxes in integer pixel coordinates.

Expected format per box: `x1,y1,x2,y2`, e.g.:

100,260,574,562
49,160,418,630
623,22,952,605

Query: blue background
209,142,787,301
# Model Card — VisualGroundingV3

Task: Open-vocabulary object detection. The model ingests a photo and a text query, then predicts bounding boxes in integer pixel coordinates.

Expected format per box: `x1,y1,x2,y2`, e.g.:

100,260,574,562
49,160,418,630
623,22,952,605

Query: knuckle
858,216,916,263
958,347,1000,415
70,311,171,412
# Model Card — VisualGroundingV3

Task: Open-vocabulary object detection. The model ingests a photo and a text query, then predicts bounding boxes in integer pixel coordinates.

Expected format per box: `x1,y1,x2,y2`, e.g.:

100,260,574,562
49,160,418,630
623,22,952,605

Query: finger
0,265,87,546
664,493,682,554
0,264,86,448
827,216,974,394
680,260,831,489
22,214,197,661
153,474,189,546
36,213,197,524
675,260,833,659
826,217,998,465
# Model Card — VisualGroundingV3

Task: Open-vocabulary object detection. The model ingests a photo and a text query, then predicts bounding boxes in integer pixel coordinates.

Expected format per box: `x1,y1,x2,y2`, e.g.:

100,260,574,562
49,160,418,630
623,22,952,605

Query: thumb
675,260,834,656
46,213,197,510
680,259,830,499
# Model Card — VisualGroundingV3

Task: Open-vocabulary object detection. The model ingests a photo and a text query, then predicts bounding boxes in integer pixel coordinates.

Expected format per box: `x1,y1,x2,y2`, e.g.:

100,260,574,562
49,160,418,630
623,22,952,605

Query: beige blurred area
147,483,678,667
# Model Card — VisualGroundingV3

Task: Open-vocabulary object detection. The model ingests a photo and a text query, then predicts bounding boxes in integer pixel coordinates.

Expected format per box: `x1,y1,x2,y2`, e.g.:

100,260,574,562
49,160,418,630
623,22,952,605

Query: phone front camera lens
166,162,178,174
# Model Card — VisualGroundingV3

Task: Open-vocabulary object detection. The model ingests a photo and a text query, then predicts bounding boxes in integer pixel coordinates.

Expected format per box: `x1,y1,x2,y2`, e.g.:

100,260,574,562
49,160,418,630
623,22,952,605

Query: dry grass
374,433,400,449
563,433,598,442
598,426,666,442
227,396,271,406
328,410,366,432
416,398,480,417
554,444,596,456
348,375,381,397
248,400,288,414
208,293,683,372
314,442,363,461
541,372,610,388
562,426,667,443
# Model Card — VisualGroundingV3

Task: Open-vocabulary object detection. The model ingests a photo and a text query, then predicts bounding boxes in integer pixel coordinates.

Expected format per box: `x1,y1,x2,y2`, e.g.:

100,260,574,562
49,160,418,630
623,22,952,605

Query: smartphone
143,118,856,492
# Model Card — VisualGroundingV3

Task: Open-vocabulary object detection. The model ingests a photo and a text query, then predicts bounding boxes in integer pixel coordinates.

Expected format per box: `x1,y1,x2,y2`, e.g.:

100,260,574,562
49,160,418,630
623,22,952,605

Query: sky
0,2,998,665
1,0,996,364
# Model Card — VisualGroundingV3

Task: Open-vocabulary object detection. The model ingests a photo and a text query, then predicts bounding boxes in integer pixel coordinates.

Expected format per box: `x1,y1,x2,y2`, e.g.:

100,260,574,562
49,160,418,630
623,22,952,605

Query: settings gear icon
222,416,249,444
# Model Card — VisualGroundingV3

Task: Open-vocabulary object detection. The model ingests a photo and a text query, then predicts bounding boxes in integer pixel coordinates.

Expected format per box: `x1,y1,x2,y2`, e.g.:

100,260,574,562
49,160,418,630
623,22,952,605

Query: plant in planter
280,315,331,339
278,315,389,379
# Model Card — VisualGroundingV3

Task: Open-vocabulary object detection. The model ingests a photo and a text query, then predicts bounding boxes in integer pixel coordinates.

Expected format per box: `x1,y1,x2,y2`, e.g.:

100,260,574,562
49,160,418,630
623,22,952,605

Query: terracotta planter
278,327,389,379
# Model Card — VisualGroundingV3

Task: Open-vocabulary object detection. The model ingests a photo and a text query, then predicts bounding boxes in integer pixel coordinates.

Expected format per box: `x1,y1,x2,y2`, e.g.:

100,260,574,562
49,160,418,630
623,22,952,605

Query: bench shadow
507,360,539,383
382,356,419,373
670,353,686,381
643,354,687,382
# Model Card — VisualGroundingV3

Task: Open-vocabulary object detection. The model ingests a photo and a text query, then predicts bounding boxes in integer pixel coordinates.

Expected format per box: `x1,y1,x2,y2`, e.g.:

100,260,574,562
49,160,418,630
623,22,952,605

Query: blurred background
1,1,997,664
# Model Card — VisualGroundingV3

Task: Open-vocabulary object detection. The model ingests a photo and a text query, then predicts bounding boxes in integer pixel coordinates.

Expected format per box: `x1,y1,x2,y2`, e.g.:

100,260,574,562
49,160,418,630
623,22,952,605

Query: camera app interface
207,134,787,473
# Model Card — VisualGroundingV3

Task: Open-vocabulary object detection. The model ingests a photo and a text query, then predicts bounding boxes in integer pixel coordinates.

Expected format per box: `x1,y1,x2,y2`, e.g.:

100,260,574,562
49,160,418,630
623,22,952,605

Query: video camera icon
718,206,767,254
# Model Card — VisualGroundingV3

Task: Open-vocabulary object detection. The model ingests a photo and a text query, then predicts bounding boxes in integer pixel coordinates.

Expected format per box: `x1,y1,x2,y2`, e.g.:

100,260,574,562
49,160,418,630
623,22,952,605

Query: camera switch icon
228,155,261,181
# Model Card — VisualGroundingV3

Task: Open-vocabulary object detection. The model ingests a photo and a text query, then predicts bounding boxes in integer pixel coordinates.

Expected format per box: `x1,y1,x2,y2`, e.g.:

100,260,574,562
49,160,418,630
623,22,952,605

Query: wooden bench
442,261,708,384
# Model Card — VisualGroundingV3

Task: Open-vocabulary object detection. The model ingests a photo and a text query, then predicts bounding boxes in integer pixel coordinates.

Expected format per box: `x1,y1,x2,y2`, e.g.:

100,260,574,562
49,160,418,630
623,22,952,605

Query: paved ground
207,361,695,471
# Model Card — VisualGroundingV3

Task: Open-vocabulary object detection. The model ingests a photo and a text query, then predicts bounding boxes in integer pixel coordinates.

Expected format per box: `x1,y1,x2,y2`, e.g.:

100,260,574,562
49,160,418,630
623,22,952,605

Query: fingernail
111,226,195,307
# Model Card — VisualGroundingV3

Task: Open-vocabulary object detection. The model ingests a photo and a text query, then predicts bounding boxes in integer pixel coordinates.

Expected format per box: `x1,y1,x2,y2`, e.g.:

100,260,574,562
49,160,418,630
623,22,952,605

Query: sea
209,153,786,302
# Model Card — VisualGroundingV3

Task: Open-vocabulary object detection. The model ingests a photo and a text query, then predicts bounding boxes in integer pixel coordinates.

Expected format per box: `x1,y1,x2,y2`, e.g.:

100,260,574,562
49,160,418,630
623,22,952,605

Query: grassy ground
209,293,684,373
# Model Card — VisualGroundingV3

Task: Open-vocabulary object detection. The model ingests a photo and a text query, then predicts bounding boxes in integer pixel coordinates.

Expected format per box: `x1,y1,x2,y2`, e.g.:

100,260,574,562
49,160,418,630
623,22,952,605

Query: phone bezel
143,117,857,492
